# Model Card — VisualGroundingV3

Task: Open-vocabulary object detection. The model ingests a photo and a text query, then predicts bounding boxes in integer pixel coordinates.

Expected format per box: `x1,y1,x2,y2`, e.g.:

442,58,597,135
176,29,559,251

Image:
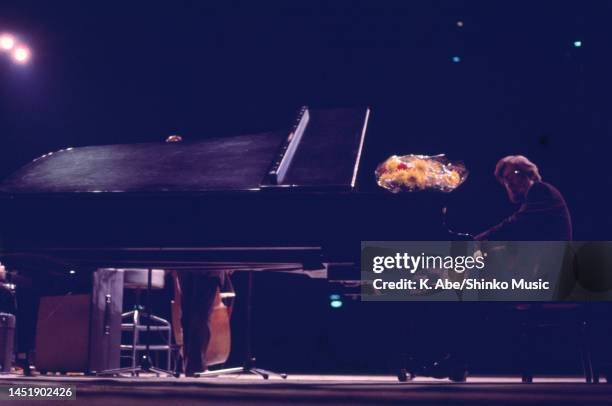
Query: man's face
501,167,533,203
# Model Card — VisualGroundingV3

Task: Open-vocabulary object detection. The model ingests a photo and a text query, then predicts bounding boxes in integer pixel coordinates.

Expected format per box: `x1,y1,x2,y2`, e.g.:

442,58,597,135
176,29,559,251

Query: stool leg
132,309,139,372
520,320,532,383
167,324,171,371
580,321,594,383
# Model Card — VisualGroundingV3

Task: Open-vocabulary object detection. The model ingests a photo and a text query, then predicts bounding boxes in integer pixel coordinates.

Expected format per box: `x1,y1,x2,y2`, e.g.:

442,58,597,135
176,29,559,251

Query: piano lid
0,107,370,194
0,131,286,193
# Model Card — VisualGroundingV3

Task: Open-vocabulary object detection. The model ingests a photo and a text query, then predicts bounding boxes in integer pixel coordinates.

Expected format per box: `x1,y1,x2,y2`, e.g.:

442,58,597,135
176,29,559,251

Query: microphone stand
196,270,286,379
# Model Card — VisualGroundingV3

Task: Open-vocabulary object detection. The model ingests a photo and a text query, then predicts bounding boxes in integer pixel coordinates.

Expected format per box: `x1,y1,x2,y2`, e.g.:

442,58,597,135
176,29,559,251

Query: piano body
0,107,450,277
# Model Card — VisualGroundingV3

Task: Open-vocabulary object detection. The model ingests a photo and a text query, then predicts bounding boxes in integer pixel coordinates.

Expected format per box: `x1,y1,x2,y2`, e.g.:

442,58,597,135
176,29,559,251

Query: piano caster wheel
280,373,288,379
522,375,533,383
262,373,269,380
397,369,415,382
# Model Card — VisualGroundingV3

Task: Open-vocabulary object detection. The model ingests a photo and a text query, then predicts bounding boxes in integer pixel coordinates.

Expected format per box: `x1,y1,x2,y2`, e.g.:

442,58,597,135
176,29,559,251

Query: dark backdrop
1,0,611,375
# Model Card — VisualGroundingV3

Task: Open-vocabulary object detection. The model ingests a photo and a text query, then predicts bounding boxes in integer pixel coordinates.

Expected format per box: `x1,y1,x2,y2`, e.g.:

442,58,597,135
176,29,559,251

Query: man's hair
494,155,542,183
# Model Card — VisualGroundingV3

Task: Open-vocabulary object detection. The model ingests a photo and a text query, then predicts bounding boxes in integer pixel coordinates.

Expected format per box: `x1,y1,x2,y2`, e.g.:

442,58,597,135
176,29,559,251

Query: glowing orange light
0,34,15,51
12,46,30,64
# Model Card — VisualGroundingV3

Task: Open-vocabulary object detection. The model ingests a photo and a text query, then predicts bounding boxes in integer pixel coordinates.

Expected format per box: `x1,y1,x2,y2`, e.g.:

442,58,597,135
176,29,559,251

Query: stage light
329,294,341,301
456,21,464,28
69,270,76,275
330,300,343,309
452,56,461,63
573,40,582,48
12,46,31,64
0,34,15,51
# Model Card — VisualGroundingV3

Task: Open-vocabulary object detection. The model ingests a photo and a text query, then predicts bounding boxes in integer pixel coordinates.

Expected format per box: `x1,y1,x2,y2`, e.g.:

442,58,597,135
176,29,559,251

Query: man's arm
474,215,518,241
475,182,562,241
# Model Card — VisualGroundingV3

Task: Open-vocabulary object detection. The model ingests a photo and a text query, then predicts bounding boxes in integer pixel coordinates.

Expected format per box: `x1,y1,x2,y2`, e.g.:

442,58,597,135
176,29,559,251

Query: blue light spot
329,294,341,301
330,300,343,309
452,56,461,63
573,40,582,48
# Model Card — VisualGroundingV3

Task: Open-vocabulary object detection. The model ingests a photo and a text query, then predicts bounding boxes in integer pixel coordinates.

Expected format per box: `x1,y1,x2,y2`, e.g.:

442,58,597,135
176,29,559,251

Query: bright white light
12,46,30,64
69,270,76,275
0,34,15,51
573,40,582,48
452,56,461,63
330,300,343,309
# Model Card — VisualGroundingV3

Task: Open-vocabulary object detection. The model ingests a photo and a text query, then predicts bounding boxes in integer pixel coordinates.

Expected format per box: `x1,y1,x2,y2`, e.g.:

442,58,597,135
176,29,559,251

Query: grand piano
0,107,450,278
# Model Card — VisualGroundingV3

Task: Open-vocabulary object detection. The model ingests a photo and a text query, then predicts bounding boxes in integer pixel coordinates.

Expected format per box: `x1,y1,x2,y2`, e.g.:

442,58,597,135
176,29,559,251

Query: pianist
473,155,573,296
475,155,572,241
409,156,573,381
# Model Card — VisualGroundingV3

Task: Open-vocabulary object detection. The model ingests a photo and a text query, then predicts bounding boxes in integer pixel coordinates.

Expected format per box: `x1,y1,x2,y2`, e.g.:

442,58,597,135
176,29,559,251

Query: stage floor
0,373,611,405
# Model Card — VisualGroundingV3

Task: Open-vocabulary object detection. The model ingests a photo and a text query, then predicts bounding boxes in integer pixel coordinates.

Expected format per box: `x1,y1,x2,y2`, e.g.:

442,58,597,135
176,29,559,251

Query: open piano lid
0,107,370,194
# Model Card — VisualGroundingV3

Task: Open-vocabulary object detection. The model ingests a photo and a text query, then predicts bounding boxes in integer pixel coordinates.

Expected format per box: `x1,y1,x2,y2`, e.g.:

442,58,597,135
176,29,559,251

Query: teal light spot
330,300,343,309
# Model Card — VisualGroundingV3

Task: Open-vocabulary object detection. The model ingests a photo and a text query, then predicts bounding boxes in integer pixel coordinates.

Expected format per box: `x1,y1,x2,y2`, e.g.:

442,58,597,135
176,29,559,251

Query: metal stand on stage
196,271,286,380
97,268,175,377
